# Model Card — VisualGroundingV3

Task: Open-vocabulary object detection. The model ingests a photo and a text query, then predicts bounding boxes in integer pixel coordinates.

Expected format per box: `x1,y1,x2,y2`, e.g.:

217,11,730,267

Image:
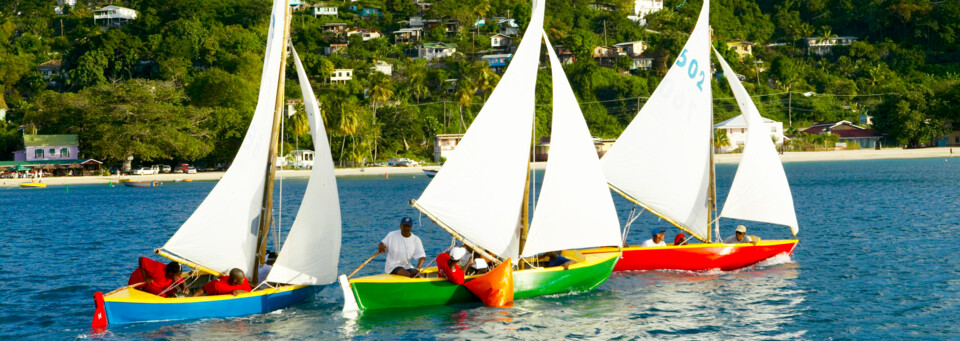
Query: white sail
414,0,545,260
600,0,713,240
521,35,623,257
714,49,799,235
161,0,288,275
266,47,341,285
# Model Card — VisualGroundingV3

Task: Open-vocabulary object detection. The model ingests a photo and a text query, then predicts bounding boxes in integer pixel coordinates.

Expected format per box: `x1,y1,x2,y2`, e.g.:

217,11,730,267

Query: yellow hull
20,182,47,188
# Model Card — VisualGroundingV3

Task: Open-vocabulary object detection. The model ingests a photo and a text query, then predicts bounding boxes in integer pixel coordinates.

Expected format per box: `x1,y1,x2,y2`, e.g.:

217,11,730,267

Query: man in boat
257,250,278,285
724,225,760,245
458,245,491,275
674,233,688,246
378,216,426,278
543,251,576,270
641,228,667,247
193,268,252,296
130,257,186,297
436,247,467,284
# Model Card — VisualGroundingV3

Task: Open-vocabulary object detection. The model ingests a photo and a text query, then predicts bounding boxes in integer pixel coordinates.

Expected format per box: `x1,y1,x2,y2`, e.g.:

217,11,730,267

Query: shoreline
3,147,956,187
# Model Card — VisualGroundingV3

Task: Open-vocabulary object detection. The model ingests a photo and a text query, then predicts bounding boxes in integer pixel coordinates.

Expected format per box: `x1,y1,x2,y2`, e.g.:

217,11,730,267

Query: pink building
13,135,80,161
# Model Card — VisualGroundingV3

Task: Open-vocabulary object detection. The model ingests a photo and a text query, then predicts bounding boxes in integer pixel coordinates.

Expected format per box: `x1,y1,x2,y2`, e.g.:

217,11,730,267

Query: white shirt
381,230,426,273
257,264,272,283
724,235,754,243
641,239,666,247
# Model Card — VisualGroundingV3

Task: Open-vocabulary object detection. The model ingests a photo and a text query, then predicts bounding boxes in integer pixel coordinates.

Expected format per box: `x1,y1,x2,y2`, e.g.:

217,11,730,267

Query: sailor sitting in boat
461,245,490,275
192,268,252,296
436,247,467,284
543,251,576,270
257,251,278,285
378,217,426,278
641,228,667,247
724,225,760,245
130,257,186,297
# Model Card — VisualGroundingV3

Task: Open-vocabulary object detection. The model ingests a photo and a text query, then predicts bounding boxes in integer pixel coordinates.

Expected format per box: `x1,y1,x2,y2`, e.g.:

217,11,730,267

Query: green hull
349,253,618,310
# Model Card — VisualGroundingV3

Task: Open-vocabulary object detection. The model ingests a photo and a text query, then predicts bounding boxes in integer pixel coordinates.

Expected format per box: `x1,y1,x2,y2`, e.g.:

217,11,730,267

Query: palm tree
475,67,500,103
714,129,731,152
406,60,428,104
798,23,816,57
456,78,476,134
815,26,838,56
289,107,310,151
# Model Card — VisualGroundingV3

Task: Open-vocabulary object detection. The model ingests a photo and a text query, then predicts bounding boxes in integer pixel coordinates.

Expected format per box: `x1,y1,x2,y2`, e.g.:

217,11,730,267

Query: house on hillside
554,46,576,64
416,1,433,12
726,39,754,60
536,136,618,161
371,60,393,76
490,34,513,50
394,27,422,43
358,8,382,18
418,42,457,60
613,41,647,57
444,19,461,37
93,5,136,28
324,43,348,55
289,0,306,11
330,69,353,84
37,60,64,84
713,114,785,153
323,23,349,35
409,16,441,29
312,4,338,17
433,134,464,161
347,28,382,41
629,0,663,24
805,36,857,56
800,120,881,148
13,134,80,161
494,18,520,36
481,54,513,73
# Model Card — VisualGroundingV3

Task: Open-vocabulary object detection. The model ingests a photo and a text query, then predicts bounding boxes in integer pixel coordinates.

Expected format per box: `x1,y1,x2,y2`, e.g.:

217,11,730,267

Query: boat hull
582,240,797,272
101,284,317,325
347,253,619,310
20,182,47,188
123,181,158,187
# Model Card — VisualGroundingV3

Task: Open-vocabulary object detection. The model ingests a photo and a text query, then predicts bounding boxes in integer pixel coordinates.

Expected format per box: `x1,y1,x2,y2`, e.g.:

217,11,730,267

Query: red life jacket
128,257,182,297
203,275,252,295
436,253,465,285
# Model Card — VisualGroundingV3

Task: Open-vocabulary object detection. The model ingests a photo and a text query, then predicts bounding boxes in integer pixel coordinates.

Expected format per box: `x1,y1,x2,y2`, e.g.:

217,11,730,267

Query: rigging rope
276,110,284,251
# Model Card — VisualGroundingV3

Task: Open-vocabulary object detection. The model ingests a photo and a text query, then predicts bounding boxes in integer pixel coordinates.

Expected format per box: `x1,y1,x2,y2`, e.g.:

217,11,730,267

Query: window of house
35,149,43,158
49,148,56,156
771,127,777,133
61,148,70,158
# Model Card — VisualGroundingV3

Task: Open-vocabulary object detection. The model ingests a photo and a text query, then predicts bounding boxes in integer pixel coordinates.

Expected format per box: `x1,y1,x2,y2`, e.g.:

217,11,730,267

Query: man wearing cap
641,228,667,247
378,217,426,278
724,225,759,245
436,247,467,284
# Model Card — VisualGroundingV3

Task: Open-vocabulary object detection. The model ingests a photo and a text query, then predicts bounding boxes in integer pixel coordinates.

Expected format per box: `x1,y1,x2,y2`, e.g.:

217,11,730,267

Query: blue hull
104,285,319,325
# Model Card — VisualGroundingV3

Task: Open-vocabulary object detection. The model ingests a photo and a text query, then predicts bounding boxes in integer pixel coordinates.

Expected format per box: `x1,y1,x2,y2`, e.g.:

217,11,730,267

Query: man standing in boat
724,225,760,245
378,217,426,278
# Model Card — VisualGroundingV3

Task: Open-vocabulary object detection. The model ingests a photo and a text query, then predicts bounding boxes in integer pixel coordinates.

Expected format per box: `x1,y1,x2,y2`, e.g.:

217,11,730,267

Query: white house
629,0,663,24
417,42,457,60
490,34,512,49
713,114,785,153
371,60,393,76
805,36,858,56
613,41,647,57
289,150,315,169
93,5,137,28
433,134,464,162
312,5,337,17
394,27,422,43
347,28,382,41
493,17,519,36
330,69,354,84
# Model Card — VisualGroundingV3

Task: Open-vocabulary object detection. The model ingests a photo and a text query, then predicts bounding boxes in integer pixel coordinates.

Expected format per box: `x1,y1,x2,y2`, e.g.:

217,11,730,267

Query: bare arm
416,257,426,269
378,242,387,253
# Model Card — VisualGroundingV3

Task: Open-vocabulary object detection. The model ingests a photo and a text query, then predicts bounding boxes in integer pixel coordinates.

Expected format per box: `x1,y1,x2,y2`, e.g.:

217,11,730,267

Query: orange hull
582,240,798,272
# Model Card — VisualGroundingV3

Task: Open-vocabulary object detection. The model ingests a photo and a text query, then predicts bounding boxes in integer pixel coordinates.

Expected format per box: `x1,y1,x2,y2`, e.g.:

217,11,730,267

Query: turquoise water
1,158,959,339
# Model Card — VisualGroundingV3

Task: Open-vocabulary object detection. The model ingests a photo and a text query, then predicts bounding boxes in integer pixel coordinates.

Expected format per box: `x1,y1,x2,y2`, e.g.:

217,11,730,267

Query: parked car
174,163,191,173
388,158,420,167
132,165,159,175
160,165,172,173
185,166,197,174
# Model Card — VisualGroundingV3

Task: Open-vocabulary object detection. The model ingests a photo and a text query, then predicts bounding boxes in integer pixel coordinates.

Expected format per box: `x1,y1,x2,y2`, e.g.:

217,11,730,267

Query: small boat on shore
20,182,47,189
123,181,161,187
422,169,438,177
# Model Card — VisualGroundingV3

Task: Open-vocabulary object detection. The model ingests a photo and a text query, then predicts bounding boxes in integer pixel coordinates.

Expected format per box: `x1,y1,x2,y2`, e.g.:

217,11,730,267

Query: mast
517,136,532,256
253,2,292,284
707,25,719,243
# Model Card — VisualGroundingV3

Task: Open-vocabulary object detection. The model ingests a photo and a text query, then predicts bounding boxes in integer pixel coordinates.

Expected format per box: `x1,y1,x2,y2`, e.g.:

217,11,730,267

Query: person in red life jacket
193,268,252,296
128,257,186,297
436,247,468,285
674,233,688,246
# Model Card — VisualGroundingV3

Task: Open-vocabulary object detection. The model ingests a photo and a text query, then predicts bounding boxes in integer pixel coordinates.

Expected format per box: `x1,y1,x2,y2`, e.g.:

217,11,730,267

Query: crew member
194,268,252,296
641,228,667,247
130,257,186,297
544,251,576,270
378,217,426,278
724,225,759,245
674,233,688,246
436,247,467,284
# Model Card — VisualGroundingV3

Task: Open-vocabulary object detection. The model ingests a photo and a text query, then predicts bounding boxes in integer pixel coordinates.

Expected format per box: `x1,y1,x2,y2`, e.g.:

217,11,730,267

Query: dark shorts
390,267,417,275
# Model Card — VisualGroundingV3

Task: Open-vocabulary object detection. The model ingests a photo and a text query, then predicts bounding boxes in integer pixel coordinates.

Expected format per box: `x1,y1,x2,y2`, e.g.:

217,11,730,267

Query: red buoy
92,291,108,330
385,173,389,179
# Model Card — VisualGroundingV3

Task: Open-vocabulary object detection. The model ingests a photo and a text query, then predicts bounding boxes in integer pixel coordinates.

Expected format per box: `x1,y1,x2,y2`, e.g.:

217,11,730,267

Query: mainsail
600,0,713,240
521,34,622,257
160,0,288,274
714,49,799,235
266,46,342,285
413,0,545,260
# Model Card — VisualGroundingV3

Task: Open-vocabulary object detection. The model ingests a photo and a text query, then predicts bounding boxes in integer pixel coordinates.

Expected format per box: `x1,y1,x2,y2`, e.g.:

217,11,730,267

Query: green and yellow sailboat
339,0,623,311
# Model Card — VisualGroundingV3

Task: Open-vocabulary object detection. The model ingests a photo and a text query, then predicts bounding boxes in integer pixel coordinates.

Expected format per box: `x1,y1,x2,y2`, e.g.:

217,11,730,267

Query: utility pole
788,91,792,128
603,20,608,47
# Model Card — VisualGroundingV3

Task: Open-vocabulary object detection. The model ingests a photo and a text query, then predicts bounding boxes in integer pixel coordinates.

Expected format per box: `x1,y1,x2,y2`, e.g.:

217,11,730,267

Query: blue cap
651,228,665,237
400,217,414,226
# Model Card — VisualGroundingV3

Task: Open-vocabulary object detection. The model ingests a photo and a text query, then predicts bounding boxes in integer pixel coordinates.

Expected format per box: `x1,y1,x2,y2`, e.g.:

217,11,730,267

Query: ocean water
1,158,959,339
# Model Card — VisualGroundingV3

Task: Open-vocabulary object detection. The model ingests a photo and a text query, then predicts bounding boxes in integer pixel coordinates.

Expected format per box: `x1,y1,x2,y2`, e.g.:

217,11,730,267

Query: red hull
582,240,798,272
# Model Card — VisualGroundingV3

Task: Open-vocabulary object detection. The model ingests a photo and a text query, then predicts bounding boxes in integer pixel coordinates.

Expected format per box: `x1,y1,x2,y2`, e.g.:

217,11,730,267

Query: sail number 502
675,49,706,91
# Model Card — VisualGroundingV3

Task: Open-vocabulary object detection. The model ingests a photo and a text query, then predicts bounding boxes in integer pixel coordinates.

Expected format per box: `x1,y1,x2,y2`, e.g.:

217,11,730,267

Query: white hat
450,247,467,261
736,225,747,233
472,259,488,270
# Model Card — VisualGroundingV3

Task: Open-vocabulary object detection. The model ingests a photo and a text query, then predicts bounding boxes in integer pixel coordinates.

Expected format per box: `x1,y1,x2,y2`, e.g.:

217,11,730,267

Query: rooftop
714,114,778,129
23,134,78,147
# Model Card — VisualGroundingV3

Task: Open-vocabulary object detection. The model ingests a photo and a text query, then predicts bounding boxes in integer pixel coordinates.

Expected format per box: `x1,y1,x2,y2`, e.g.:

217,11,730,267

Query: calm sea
1,158,958,339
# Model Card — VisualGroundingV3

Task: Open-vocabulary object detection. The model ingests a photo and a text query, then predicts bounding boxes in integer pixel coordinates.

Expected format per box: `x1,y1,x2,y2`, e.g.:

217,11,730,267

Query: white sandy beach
3,147,956,187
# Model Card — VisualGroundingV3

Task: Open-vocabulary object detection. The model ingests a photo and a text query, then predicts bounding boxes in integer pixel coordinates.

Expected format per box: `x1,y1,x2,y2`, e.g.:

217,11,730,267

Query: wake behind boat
93,0,342,327
588,0,798,272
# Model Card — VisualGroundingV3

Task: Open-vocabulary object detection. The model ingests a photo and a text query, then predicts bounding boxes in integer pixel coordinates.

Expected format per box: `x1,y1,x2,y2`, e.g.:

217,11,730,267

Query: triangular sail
413,0,545,260
600,0,713,240
160,0,288,275
266,46,342,285
714,49,799,235
521,34,622,257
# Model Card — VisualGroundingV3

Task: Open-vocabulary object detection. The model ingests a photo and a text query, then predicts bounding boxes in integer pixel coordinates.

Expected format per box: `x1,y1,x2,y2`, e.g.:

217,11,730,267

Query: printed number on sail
675,49,706,91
